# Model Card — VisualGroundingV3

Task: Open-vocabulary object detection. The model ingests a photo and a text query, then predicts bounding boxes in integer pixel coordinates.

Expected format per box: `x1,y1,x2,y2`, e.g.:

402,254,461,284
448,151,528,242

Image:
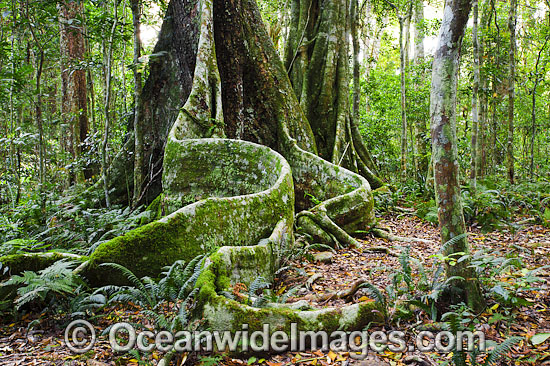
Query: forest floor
0,214,549,366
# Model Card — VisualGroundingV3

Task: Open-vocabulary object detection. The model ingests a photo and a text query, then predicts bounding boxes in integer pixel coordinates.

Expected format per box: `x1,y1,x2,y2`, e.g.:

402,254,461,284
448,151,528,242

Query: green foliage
440,304,523,366
93,255,205,331
0,185,152,254
0,239,50,256
413,179,550,230
1,260,84,311
198,355,224,366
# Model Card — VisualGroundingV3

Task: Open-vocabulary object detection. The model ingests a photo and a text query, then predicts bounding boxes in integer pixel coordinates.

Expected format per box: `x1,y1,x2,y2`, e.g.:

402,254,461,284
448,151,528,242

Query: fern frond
439,233,469,255
483,336,522,365
99,263,147,294
358,283,387,308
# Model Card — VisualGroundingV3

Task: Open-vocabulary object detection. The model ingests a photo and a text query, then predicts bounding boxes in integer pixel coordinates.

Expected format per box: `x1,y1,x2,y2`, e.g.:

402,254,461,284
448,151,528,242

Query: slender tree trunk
478,2,488,177
530,37,549,178
130,0,144,206
9,0,17,206
35,50,46,206
102,1,119,208
413,0,428,180
430,0,484,311
506,0,516,184
58,0,91,181
352,0,361,128
351,0,379,175
470,0,480,190
399,16,408,181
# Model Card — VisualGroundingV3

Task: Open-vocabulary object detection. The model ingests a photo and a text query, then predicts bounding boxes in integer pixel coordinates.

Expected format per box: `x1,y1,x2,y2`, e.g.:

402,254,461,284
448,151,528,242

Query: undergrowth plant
1,260,85,312
439,304,522,366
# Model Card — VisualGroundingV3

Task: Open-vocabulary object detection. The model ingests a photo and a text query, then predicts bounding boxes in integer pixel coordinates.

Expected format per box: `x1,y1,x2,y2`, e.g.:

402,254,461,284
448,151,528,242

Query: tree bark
58,0,91,182
102,0,119,208
506,0,516,184
351,0,379,176
430,0,485,311
470,0,480,190
399,15,408,181
130,0,144,206
284,0,383,189
413,0,428,180
105,0,202,205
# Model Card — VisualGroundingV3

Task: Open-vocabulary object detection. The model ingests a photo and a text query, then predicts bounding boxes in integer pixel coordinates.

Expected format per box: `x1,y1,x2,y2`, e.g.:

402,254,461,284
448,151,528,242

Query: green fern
1,260,83,310
248,276,271,307
438,233,469,255
482,336,522,365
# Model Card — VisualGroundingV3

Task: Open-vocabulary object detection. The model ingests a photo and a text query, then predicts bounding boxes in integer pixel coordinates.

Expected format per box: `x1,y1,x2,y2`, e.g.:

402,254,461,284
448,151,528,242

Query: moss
140,193,165,226
0,253,87,280
85,139,295,287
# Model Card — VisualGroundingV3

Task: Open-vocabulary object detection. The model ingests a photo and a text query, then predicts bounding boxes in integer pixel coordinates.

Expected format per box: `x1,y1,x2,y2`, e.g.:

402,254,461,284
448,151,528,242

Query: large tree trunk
430,0,485,311
105,0,201,205
70,0,380,342
107,0,382,205
58,0,91,182
284,0,383,189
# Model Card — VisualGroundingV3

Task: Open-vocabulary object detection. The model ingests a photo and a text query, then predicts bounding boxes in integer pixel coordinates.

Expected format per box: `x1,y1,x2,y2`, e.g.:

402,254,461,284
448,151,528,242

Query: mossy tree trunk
103,0,375,247
430,0,485,312
284,0,383,189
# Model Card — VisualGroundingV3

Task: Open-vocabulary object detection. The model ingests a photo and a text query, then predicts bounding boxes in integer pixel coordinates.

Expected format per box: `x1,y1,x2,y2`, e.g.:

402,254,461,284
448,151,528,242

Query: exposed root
515,217,538,225
371,227,434,245
305,273,323,290
294,277,370,303
296,209,361,249
362,245,399,257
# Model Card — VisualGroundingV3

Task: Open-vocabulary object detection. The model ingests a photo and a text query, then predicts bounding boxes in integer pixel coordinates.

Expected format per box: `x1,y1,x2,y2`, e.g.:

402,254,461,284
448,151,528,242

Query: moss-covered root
203,296,383,336
193,233,383,356
296,209,360,249
0,252,85,280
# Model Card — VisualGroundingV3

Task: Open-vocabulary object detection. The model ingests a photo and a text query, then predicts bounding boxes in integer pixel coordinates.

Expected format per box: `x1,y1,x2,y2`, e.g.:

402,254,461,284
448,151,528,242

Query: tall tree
506,0,517,184
413,0,428,179
284,0,383,189
351,0,379,176
530,36,549,178
130,0,144,206
24,0,46,209
383,0,413,181
430,0,485,310
470,0,480,190
58,0,91,181
102,0,120,208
